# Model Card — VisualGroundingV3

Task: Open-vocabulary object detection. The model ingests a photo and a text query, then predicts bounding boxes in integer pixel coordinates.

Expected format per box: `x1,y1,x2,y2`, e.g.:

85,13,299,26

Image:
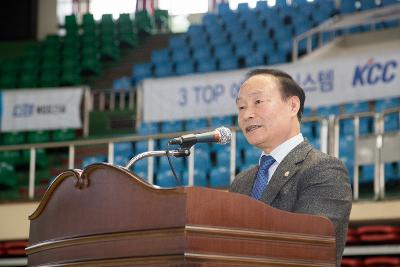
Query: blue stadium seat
268,50,287,65
154,62,173,77
132,63,152,82
194,148,211,170
360,0,377,10
218,2,231,15
385,162,400,182
114,142,134,159
202,13,219,27
175,60,194,75
219,57,238,71
340,119,355,136
255,0,270,13
382,0,400,6
236,131,248,151
182,169,208,186
158,157,185,173
273,27,292,41
340,155,354,182
137,122,159,135
255,41,275,54
209,166,230,188
156,170,179,187
384,113,400,132
197,58,217,73
169,35,187,49
303,107,313,117
210,115,233,127
318,0,336,15
360,164,374,184
185,118,209,130
189,35,208,49
339,0,357,14
171,47,191,63
316,105,340,116
214,44,234,60
235,42,253,57
245,52,265,67
209,33,229,46
114,154,130,166
82,155,107,168
161,120,184,133
135,140,149,153
237,3,251,15
344,102,370,114
151,48,170,64
339,135,355,157
243,147,261,165
375,97,400,112
192,46,212,61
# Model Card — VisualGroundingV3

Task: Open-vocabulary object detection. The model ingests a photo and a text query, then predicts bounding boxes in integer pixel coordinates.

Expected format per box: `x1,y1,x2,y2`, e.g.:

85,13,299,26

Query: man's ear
289,96,300,116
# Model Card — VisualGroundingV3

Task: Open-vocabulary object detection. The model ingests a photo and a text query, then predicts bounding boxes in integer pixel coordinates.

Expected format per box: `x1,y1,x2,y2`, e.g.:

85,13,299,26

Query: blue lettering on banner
13,103,34,117
178,88,188,106
352,58,398,87
294,69,334,93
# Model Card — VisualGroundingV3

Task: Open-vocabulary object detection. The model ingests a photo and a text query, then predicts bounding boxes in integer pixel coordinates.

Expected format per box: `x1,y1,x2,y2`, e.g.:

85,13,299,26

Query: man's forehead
236,90,265,103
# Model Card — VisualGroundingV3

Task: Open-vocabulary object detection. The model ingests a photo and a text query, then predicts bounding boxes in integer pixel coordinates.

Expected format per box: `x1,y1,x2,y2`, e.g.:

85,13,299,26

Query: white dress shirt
259,133,304,184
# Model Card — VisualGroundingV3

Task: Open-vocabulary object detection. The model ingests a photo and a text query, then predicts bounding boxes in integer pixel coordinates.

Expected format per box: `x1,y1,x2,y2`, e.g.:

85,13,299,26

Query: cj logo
352,58,397,86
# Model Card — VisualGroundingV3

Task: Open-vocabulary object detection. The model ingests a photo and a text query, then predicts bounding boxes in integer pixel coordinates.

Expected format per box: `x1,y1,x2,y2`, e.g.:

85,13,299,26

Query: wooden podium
26,163,336,267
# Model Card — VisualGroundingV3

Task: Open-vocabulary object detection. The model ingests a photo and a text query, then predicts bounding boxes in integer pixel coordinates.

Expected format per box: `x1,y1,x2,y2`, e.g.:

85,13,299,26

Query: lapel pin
284,171,290,177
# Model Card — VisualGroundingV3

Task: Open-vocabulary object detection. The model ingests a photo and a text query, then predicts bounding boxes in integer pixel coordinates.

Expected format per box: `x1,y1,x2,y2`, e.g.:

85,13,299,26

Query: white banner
142,50,400,122
1,88,84,131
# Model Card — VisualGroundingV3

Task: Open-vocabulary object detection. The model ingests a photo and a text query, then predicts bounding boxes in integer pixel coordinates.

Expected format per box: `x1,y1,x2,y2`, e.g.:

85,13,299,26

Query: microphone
168,127,232,147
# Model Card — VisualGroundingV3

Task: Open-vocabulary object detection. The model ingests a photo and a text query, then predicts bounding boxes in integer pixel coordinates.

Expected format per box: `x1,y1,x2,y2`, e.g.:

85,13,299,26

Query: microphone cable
166,144,182,186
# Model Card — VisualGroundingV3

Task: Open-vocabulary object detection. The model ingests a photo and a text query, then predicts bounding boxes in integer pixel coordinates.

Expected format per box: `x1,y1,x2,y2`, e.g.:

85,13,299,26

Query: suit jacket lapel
243,167,258,196
260,141,313,205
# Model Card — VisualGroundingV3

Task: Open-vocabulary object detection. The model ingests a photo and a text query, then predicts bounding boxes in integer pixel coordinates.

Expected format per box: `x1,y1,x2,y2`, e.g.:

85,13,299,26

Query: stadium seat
151,49,170,64
185,118,209,131
154,62,173,77
175,60,195,75
156,170,179,187
210,115,233,127
160,120,184,133
209,166,230,188
137,122,159,135
196,58,217,73
171,47,191,63
52,129,76,142
218,57,238,71
169,35,187,49
339,0,357,14
82,155,107,168
192,47,212,61
182,169,208,186
133,63,152,82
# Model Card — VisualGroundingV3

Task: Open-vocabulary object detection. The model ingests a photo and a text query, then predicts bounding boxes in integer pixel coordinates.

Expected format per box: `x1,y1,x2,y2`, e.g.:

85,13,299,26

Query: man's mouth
245,125,262,133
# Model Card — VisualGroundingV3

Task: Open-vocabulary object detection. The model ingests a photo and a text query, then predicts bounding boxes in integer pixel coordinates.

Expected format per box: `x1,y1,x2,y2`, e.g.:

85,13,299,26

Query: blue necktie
250,155,276,200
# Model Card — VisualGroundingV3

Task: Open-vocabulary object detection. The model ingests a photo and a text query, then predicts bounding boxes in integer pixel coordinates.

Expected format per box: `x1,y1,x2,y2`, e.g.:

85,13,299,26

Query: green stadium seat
52,129,76,141
26,131,50,143
0,151,20,165
39,69,59,87
0,162,18,191
2,132,25,145
60,67,81,86
21,148,48,169
154,9,169,31
18,71,38,88
81,55,101,75
64,14,78,34
82,13,96,33
0,60,19,88
135,10,154,35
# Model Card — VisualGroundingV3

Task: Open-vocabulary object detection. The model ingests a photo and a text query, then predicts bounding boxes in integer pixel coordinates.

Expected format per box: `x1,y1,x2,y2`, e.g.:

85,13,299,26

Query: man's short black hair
244,68,306,121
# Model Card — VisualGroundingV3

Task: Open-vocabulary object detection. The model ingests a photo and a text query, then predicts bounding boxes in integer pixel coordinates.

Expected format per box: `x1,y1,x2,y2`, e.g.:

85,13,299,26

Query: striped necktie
250,155,276,200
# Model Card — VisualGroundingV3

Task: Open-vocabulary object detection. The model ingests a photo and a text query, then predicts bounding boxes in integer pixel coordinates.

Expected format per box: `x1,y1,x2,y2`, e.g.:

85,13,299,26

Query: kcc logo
352,58,397,86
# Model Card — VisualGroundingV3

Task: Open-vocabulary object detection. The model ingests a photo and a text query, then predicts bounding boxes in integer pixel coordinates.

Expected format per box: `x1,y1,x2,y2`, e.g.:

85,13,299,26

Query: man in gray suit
230,68,352,266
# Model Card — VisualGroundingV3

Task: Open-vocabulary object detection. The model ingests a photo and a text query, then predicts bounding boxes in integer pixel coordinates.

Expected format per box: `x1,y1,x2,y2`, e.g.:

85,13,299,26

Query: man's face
236,74,299,153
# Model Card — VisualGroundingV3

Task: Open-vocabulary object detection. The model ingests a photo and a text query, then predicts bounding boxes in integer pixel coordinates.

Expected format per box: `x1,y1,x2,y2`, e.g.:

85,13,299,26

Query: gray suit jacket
230,141,352,266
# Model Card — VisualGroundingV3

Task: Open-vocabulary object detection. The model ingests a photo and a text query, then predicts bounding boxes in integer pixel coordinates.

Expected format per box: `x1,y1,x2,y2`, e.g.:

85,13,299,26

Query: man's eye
255,99,263,104
238,106,245,110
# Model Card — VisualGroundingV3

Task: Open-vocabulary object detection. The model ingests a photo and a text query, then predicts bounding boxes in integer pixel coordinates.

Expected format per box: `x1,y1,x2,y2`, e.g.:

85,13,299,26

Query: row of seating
0,9,169,90
130,0,400,83
341,257,400,267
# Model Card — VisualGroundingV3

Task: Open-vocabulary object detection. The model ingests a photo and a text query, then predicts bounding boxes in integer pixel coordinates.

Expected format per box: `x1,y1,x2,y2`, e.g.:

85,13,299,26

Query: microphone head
215,127,232,144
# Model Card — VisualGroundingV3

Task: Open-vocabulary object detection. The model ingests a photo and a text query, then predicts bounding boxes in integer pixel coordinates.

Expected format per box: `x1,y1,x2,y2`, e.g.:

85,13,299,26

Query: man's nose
243,108,255,120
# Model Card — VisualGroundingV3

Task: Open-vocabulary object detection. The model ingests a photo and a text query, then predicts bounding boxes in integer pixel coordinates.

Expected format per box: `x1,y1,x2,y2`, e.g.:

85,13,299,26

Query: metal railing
0,109,398,201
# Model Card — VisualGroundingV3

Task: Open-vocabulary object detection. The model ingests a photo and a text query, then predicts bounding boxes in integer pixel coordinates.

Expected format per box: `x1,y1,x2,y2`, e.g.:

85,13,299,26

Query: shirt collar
260,133,304,164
